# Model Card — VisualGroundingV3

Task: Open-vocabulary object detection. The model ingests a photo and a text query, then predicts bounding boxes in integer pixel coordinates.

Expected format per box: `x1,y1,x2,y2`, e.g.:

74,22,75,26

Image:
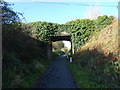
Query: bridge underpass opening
47,36,73,60
52,40,71,56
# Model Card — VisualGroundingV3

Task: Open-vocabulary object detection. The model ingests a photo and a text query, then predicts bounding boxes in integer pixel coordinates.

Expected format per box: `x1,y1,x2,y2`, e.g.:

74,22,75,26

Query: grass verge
21,58,50,88
68,62,99,88
3,53,51,88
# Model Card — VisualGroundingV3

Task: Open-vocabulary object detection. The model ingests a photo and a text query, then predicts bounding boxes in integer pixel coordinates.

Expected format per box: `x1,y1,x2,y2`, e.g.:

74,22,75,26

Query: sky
5,1,119,48
9,2,118,24
5,0,120,2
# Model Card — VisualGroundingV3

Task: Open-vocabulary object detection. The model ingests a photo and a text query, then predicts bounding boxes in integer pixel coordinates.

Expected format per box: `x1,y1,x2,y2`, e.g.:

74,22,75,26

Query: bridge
51,36,71,42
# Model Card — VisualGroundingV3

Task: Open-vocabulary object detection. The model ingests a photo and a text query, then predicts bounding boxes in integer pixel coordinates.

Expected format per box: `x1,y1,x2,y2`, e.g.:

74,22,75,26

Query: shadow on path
34,56,77,88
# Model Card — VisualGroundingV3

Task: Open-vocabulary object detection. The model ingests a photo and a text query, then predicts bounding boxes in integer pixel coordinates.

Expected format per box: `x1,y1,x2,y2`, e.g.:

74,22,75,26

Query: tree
52,41,64,51
109,16,115,20
1,1,22,24
95,15,114,30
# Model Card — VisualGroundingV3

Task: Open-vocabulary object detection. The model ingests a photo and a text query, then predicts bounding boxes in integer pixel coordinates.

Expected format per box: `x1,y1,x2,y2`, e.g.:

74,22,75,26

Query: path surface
34,56,77,88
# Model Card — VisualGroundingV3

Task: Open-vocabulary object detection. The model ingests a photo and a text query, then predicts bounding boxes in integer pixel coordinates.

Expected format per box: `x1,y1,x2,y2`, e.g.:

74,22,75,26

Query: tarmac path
34,56,77,88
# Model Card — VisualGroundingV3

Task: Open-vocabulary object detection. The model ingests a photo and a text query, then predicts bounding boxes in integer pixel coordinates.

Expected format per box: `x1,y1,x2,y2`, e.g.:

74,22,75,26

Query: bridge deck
50,36,71,42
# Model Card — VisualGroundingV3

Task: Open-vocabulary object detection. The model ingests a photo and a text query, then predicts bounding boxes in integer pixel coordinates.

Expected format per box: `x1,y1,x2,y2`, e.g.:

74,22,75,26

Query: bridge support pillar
71,41,75,61
47,42,52,60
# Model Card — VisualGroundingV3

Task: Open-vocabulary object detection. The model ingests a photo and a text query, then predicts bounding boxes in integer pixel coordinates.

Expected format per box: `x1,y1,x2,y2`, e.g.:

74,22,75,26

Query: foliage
52,41,64,51
27,15,114,51
3,51,50,88
3,22,47,62
52,41,65,56
95,15,115,31
2,2,49,88
53,51,65,56
2,21,50,88
75,21,120,88
64,15,114,50
2,1,116,88
68,62,101,88
65,19,95,50
75,48,120,88
1,1,23,24
28,21,60,43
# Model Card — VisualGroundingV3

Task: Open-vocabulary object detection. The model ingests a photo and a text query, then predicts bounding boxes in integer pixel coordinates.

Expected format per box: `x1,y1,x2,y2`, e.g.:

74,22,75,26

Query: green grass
52,52,60,59
3,52,50,88
3,51,60,88
23,52,61,88
21,58,50,88
22,67,43,88
22,52,59,88
68,62,99,88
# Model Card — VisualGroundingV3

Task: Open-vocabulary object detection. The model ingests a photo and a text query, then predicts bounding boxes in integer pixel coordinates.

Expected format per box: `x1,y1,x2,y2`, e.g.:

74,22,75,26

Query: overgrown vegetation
2,0,118,88
74,21,120,88
64,15,114,50
68,62,100,88
52,41,64,52
27,15,114,56
2,1,50,88
52,41,66,56
27,21,61,43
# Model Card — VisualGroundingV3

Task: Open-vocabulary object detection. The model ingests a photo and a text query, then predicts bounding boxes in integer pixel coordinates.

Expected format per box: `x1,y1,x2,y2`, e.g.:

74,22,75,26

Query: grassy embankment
3,50,51,88
3,49,60,88
68,20,120,88
68,62,99,88
2,23,58,88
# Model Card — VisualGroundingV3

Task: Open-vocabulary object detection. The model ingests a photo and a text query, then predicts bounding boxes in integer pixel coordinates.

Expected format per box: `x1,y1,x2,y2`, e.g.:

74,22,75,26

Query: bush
75,48,120,88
